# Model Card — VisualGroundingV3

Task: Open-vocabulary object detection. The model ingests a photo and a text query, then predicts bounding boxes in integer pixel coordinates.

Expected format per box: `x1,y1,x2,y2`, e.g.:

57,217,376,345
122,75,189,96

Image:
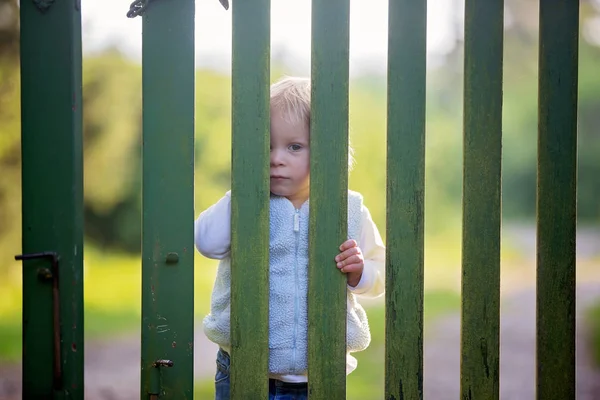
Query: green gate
17,0,578,398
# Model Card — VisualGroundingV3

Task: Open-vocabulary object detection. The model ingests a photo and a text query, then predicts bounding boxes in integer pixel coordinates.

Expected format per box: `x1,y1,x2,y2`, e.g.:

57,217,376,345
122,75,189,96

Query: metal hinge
127,0,151,18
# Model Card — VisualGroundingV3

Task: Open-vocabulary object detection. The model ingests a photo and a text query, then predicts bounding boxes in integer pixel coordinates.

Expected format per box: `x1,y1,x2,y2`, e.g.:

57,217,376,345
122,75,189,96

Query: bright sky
82,0,458,76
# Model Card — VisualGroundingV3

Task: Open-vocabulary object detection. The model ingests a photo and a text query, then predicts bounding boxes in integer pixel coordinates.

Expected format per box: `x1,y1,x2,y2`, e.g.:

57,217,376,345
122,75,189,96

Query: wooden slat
536,0,579,398
19,1,84,397
385,0,427,399
230,0,271,398
140,1,195,397
308,0,350,398
460,0,504,398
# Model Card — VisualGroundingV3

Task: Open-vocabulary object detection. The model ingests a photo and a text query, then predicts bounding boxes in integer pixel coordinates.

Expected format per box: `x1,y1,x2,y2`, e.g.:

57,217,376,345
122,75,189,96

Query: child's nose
270,149,284,166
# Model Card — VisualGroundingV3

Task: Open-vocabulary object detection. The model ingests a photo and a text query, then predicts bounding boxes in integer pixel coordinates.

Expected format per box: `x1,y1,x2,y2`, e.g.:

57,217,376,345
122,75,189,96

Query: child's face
269,107,310,207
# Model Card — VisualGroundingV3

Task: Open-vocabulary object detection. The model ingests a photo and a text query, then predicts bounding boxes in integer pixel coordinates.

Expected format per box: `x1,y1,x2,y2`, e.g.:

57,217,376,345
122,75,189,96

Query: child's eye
289,144,302,151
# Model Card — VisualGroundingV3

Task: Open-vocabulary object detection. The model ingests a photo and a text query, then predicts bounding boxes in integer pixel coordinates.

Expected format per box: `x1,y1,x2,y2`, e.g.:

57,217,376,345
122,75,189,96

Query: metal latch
149,359,174,399
14,251,62,391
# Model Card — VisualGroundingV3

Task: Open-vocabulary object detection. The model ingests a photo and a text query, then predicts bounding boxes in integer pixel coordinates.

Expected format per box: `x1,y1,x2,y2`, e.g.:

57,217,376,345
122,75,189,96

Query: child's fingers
336,254,363,269
339,239,357,251
339,262,363,274
335,247,361,264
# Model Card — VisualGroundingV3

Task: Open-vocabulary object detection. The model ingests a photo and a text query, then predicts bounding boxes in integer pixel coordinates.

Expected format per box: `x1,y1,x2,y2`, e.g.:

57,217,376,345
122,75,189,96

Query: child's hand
335,239,364,287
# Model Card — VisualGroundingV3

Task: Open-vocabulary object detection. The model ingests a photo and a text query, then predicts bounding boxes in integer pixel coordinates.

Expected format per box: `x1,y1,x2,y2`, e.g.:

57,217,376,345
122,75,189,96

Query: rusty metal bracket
32,0,55,13
148,359,174,399
153,359,174,368
14,251,62,391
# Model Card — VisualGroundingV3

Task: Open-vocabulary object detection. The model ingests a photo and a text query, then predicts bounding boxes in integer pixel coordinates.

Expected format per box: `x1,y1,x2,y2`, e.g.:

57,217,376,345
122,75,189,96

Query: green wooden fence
16,0,579,398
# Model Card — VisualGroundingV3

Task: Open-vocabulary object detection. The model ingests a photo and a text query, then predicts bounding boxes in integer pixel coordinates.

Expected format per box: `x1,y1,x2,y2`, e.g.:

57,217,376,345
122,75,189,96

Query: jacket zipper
291,208,300,373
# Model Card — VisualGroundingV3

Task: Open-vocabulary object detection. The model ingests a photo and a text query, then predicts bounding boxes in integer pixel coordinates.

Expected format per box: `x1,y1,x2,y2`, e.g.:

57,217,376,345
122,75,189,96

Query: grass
195,378,217,398
587,300,600,368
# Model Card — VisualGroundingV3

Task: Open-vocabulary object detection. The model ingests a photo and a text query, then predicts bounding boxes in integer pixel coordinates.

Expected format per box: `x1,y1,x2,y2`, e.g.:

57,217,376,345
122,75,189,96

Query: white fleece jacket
195,190,386,382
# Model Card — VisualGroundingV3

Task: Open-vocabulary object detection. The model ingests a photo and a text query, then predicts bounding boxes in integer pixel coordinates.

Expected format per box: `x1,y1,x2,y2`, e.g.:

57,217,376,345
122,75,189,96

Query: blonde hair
270,76,311,126
270,75,355,170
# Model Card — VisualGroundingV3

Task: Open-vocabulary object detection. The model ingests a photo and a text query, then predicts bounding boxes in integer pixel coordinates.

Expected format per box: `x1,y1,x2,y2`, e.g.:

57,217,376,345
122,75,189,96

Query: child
194,76,385,399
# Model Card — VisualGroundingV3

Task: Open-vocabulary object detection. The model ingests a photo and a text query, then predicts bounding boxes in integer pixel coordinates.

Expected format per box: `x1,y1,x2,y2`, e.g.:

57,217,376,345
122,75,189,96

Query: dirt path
424,282,600,400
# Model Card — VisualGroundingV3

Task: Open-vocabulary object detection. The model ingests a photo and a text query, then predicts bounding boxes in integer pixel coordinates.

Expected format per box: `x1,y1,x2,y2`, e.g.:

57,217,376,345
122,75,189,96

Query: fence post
18,0,84,397
308,0,351,398
460,0,504,398
385,0,427,398
230,0,271,397
536,0,579,398
139,1,195,398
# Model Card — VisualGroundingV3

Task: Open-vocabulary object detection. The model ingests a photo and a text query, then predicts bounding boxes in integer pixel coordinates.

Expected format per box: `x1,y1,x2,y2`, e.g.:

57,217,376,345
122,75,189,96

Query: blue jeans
214,348,308,400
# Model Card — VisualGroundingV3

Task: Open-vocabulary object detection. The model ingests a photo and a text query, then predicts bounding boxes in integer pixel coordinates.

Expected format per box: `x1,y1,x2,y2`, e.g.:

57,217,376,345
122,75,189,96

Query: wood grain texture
385,0,427,399
230,0,271,398
460,0,503,398
536,0,579,398
308,0,350,398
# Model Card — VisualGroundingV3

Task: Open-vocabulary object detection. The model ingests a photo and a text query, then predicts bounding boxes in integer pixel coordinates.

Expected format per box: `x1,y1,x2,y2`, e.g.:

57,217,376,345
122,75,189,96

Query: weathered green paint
308,0,350,398
230,0,271,398
536,1,579,398
385,0,426,399
460,0,503,398
140,1,195,398
19,0,84,398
